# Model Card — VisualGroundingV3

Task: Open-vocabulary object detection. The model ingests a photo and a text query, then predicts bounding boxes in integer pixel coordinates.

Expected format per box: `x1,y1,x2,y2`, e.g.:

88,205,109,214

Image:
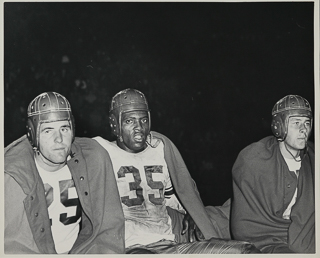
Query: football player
231,95,315,253
5,92,124,254
94,88,260,254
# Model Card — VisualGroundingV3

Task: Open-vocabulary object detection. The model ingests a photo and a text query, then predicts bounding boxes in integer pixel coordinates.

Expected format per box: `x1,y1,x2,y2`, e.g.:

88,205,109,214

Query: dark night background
4,2,315,206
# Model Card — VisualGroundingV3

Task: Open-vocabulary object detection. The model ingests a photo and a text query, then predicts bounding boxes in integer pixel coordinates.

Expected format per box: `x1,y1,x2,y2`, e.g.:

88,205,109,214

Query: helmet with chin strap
271,94,312,141
109,88,150,138
26,92,75,150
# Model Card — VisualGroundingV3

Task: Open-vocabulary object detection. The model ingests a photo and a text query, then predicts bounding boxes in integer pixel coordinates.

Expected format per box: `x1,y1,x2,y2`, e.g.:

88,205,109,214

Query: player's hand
181,213,205,242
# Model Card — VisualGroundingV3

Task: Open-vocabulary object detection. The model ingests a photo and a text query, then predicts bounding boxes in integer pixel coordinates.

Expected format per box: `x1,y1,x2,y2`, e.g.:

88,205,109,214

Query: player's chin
300,144,307,150
50,159,67,165
296,140,307,148
293,144,306,151
51,154,68,164
131,142,147,152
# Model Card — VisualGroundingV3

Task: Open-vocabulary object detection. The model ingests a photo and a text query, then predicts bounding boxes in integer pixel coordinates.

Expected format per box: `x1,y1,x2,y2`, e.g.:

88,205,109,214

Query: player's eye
61,127,70,132
43,129,52,134
141,118,148,123
125,119,133,124
290,120,299,125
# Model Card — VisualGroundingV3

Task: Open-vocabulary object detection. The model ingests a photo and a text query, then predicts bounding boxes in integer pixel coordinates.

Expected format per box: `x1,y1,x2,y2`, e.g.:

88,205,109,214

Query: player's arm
4,173,41,253
164,180,204,242
164,185,186,213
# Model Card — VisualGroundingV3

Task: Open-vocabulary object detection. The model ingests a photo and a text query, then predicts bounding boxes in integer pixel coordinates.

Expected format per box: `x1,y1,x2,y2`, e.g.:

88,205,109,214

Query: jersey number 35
118,165,164,207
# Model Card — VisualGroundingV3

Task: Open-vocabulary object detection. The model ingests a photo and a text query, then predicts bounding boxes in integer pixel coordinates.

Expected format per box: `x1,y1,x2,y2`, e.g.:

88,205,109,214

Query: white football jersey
94,136,185,247
282,157,301,220
36,159,81,254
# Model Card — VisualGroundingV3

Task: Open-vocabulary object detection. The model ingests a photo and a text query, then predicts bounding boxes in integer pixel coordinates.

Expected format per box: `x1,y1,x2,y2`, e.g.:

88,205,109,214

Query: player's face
118,110,150,153
285,116,311,153
35,120,73,172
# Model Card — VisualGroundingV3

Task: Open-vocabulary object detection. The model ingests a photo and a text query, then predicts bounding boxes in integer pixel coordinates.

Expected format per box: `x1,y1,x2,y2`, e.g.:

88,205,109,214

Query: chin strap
284,141,308,162
34,147,70,165
146,133,161,148
284,141,301,162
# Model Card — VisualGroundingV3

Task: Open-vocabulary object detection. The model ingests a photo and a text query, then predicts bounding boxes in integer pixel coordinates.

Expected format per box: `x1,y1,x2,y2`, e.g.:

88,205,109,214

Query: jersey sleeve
164,173,185,214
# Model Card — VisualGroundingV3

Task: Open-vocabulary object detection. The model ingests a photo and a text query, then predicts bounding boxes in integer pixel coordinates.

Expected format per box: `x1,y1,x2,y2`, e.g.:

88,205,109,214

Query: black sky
4,2,315,205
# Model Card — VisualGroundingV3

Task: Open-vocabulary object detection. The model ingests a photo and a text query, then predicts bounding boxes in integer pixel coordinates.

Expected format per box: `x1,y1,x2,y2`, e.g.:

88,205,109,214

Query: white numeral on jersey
117,165,164,207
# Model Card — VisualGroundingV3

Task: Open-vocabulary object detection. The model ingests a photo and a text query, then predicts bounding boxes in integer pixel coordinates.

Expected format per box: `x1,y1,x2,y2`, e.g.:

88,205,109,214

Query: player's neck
34,152,66,172
279,141,300,160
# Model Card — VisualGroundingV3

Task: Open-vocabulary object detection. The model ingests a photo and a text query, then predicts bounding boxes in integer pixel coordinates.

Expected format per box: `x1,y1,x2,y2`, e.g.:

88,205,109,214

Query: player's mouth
133,133,145,142
298,133,307,140
53,146,66,151
297,136,308,144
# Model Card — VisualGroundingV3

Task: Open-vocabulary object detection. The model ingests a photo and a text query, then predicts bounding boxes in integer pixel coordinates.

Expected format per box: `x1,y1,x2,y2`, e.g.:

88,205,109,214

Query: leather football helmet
109,88,150,137
271,95,312,141
26,92,75,149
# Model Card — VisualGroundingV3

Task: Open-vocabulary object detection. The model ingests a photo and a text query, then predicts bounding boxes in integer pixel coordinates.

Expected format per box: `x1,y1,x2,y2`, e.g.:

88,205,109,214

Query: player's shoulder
92,136,117,151
73,137,110,157
239,136,277,158
5,135,30,156
150,131,173,145
150,131,184,156
5,135,34,173
233,136,279,178
74,136,99,147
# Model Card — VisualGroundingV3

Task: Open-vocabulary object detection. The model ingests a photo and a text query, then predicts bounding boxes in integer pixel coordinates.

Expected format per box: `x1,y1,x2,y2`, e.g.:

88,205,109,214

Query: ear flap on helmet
271,113,286,141
26,118,37,148
109,113,120,137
